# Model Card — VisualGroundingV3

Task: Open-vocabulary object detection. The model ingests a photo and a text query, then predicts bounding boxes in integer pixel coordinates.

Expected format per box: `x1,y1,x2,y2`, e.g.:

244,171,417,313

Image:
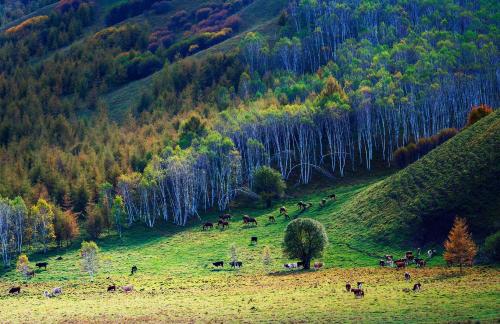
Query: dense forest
0,0,498,261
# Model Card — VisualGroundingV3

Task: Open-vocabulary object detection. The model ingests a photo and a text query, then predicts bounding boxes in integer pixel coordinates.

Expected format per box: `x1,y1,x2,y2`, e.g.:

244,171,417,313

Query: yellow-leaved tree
444,217,478,273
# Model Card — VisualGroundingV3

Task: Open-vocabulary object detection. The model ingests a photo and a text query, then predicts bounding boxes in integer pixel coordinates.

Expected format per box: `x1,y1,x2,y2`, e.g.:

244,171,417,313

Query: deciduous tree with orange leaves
444,217,478,273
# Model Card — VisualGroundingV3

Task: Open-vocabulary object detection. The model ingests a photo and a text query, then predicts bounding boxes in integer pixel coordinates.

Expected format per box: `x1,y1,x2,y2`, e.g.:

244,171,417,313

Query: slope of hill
0,173,499,322
338,111,500,246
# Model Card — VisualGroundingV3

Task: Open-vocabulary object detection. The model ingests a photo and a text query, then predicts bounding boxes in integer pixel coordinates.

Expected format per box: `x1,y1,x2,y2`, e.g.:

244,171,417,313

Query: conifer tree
444,217,478,273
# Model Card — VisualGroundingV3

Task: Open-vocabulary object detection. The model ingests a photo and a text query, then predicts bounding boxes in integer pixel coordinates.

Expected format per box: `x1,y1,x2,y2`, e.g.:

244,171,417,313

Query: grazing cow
230,261,243,268
313,262,323,270
395,260,406,269
131,265,138,275
213,261,224,268
279,206,287,214
416,259,426,268
107,285,116,292
345,282,351,292
26,270,35,278
217,219,229,229
269,215,276,223
9,287,21,294
251,236,258,244
122,285,134,293
243,217,257,226
328,193,336,200
379,260,386,267
56,256,63,261
413,282,421,292
404,272,411,281
319,198,327,207
52,287,62,295
220,214,232,220
203,222,213,230
351,288,364,298
297,201,307,211
36,262,48,270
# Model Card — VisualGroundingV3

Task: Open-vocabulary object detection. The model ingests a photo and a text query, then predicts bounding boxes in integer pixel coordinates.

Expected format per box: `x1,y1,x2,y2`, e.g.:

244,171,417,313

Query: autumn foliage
444,217,478,272
467,104,493,127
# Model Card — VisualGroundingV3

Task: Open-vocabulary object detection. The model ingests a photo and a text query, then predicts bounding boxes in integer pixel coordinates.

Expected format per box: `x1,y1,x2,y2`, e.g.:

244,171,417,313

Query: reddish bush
467,104,493,126
436,128,458,145
393,147,408,168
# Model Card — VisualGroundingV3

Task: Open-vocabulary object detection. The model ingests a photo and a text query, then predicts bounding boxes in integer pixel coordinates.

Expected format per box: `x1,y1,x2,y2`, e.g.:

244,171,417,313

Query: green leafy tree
253,166,286,208
484,231,500,261
31,199,55,253
283,218,328,269
111,195,126,238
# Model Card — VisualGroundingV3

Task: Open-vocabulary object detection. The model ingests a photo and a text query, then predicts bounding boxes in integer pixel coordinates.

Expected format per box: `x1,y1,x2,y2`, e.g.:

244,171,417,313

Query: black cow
217,220,229,229
279,206,287,214
251,236,258,244
404,272,411,281
297,261,304,268
131,265,138,275
413,282,421,292
202,222,213,230
36,262,48,270
213,261,224,268
220,214,232,220
56,256,63,261
107,285,116,292
328,193,336,200
230,261,243,268
345,282,351,292
9,287,21,294
269,215,276,223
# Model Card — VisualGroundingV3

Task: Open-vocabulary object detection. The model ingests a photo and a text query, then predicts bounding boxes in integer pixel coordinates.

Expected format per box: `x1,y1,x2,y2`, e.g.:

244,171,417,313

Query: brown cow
313,262,323,270
395,260,406,269
351,288,364,298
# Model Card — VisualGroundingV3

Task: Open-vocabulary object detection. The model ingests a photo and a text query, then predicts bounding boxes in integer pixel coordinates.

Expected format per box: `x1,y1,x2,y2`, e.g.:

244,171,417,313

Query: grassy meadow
0,174,498,322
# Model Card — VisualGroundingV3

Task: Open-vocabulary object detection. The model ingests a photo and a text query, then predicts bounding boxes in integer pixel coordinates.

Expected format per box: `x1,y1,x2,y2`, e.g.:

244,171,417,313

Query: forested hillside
0,0,498,246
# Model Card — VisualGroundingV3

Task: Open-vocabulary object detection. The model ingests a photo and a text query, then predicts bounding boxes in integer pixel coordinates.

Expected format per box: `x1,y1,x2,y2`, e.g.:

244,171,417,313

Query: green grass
339,111,500,245
0,172,498,322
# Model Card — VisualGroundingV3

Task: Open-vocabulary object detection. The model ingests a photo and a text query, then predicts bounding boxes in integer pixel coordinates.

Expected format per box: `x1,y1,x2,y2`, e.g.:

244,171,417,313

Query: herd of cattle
6,193,431,299
7,263,141,297
379,249,437,269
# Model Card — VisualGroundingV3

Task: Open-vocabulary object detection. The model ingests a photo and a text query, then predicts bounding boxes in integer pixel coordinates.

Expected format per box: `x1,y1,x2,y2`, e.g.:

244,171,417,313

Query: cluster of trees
0,196,78,267
0,0,55,27
393,128,458,168
117,131,241,226
0,0,94,68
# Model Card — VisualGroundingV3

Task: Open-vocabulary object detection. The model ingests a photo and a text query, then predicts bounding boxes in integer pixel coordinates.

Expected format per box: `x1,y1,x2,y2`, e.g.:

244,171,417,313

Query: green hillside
339,111,500,246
